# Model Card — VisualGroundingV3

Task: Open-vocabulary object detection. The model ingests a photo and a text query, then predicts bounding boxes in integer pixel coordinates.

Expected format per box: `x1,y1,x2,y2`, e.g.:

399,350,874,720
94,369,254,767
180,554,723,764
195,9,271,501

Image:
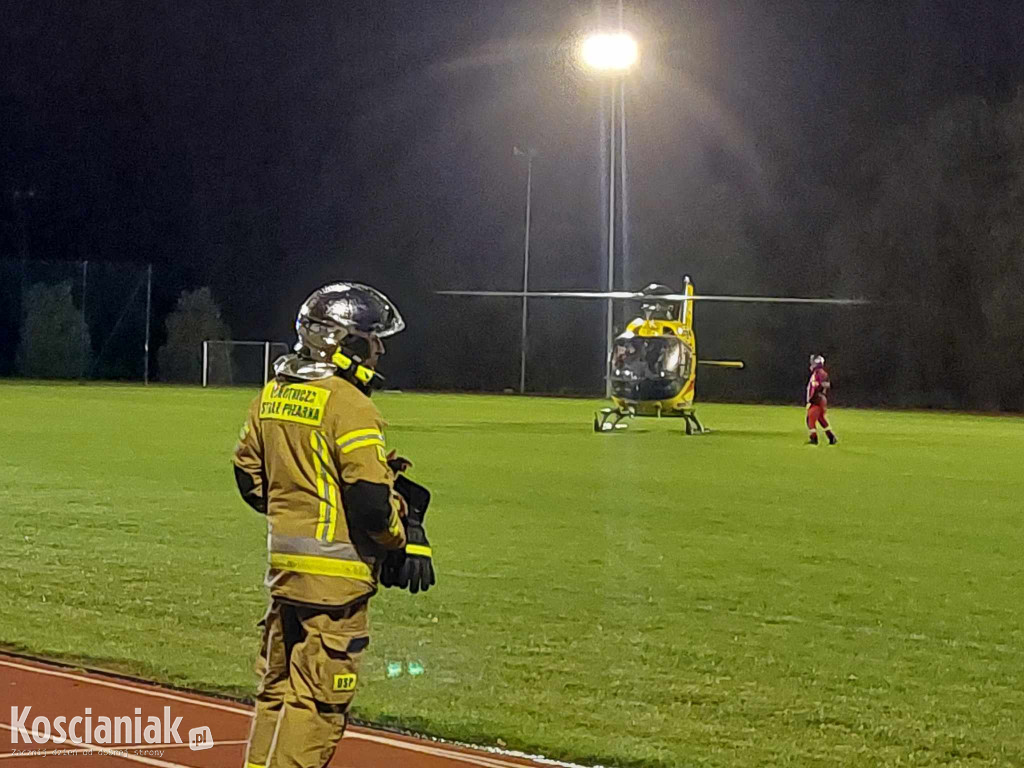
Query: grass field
1,381,1023,767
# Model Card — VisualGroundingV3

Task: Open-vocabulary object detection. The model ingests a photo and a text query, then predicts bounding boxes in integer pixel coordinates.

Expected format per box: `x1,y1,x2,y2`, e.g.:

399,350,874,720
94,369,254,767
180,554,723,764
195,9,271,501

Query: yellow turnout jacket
233,374,406,607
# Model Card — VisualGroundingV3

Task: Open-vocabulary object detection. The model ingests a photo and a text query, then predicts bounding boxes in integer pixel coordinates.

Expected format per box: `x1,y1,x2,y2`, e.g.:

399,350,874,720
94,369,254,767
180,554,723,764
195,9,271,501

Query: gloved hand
397,513,435,594
381,475,435,593
386,450,412,475
379,513,435,593
380,548,403,588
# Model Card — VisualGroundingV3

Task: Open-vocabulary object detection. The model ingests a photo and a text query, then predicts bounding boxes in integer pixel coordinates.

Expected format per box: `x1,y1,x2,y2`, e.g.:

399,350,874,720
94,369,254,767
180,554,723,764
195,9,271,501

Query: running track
0,654,590,768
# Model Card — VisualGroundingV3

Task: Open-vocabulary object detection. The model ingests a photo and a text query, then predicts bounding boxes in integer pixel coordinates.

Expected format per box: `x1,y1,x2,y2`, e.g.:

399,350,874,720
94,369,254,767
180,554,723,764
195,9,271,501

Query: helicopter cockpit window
611,337,689,380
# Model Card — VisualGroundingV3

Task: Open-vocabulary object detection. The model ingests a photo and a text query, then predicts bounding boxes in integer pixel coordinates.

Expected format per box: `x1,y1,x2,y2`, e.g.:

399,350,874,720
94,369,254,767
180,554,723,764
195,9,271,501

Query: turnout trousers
807,396,829,430
244,598,370,768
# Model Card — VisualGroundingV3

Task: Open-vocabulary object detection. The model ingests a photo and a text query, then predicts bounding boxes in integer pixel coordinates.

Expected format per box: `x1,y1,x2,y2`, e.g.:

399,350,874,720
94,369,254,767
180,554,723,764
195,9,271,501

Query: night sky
3,1,1023,394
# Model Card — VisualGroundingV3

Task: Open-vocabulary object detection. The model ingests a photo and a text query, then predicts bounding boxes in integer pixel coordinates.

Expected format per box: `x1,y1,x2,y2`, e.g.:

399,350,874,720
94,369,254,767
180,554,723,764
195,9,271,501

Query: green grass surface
1,381,1023,767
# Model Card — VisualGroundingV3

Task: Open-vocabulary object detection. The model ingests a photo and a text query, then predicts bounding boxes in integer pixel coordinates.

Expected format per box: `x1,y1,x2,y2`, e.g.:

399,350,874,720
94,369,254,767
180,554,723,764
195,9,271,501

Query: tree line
621,91,1024,412
14,285,233,383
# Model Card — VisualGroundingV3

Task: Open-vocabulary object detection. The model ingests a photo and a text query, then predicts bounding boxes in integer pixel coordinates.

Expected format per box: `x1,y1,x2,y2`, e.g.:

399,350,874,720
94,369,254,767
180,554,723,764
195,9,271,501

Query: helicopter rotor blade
437,290,639,299
436,290,868,305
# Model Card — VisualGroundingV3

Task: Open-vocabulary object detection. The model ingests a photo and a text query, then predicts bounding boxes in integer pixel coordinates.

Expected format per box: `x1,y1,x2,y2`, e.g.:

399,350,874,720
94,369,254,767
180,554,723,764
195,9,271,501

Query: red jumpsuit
806,366,830,430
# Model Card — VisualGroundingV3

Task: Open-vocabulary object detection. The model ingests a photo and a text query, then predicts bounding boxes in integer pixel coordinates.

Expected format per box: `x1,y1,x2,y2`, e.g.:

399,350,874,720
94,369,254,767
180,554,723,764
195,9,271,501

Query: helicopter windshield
611,336,688,381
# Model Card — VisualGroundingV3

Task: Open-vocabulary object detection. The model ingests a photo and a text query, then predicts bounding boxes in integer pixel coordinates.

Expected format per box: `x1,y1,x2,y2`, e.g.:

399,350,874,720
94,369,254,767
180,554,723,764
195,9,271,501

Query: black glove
381,476,435,594
379,514,435,593
393,475,430,516
396,513,435,594
379,548,403,588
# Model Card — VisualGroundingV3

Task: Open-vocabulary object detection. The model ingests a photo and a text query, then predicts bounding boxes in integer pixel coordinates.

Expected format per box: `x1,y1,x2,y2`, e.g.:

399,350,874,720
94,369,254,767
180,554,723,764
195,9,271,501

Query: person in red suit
806,354,837,445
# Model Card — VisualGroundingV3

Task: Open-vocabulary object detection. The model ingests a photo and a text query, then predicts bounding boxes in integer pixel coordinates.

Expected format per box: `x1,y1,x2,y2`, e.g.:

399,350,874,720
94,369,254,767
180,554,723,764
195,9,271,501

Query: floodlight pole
80,260,88,379
583,20,635,399
619,78,629,296
12,189,37,339
514,146,535,394
616,0,630,297
604,80,618,400
143,263,152,385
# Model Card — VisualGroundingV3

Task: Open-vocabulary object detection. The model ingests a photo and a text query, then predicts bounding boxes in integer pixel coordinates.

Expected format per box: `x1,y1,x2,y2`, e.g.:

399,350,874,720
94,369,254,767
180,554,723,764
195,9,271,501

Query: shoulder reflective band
337,428,385,454
405,544,432,558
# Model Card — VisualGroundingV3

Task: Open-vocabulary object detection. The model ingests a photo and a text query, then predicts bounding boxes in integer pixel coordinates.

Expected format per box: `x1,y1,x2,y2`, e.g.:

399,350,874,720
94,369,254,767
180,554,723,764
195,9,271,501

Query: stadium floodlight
578,29,638,395
202,340,289,388
579,32,639,73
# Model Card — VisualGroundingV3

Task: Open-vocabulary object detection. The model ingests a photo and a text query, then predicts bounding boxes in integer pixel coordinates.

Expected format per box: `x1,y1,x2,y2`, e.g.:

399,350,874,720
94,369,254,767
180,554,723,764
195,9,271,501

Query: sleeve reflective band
406,544,432,558
337,428,386,454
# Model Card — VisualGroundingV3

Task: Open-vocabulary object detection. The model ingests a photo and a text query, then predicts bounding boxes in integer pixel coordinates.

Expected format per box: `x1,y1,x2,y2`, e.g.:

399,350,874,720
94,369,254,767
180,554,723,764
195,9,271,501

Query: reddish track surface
0,654,569,768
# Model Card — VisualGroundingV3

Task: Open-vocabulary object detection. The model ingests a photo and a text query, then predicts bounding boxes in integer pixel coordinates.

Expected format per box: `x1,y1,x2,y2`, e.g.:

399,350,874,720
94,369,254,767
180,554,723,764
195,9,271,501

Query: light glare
580,32,639,72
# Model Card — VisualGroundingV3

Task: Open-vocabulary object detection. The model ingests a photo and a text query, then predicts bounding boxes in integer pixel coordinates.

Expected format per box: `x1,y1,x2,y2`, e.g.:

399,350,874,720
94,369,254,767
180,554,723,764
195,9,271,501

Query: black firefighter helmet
293,282,405,390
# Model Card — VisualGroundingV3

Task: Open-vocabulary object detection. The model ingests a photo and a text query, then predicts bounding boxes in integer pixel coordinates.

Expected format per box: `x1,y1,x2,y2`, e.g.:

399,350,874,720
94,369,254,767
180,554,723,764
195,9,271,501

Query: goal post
201,340,290,387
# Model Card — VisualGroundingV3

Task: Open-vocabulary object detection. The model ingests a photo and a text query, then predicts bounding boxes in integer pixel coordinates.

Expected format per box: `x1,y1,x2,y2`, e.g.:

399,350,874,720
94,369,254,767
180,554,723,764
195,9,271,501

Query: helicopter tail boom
697,360,745,368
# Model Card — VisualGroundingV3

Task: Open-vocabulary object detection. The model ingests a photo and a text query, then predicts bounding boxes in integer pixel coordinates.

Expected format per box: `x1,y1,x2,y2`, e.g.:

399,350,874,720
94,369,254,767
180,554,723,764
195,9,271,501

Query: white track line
0,659,595,768
0,660,248,715
0,737,246,756
124,739,247,752
0,723,197,766
345,733,541,768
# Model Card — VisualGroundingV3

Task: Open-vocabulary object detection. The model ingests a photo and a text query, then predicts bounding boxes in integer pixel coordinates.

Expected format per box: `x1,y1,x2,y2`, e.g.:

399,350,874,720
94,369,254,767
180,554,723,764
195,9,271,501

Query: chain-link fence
0,259,152,381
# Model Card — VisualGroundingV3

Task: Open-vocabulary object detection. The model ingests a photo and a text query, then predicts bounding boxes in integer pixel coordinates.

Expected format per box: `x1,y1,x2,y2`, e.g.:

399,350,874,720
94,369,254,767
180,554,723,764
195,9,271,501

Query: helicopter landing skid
594,406,635,432
681,409,710,435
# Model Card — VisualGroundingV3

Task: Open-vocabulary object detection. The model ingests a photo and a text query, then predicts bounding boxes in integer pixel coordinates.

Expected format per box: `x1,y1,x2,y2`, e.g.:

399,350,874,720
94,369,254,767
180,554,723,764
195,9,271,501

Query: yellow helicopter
602,278,740,434
439,277,865,434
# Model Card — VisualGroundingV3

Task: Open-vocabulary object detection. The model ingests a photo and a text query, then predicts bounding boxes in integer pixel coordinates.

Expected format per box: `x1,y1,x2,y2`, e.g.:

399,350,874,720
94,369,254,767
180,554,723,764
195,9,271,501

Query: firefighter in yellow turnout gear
234,283,435,768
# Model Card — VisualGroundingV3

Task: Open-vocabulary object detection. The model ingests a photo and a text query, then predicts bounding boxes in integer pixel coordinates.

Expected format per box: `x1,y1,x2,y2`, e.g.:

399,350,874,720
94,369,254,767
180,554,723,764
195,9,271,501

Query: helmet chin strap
331,350,384,390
